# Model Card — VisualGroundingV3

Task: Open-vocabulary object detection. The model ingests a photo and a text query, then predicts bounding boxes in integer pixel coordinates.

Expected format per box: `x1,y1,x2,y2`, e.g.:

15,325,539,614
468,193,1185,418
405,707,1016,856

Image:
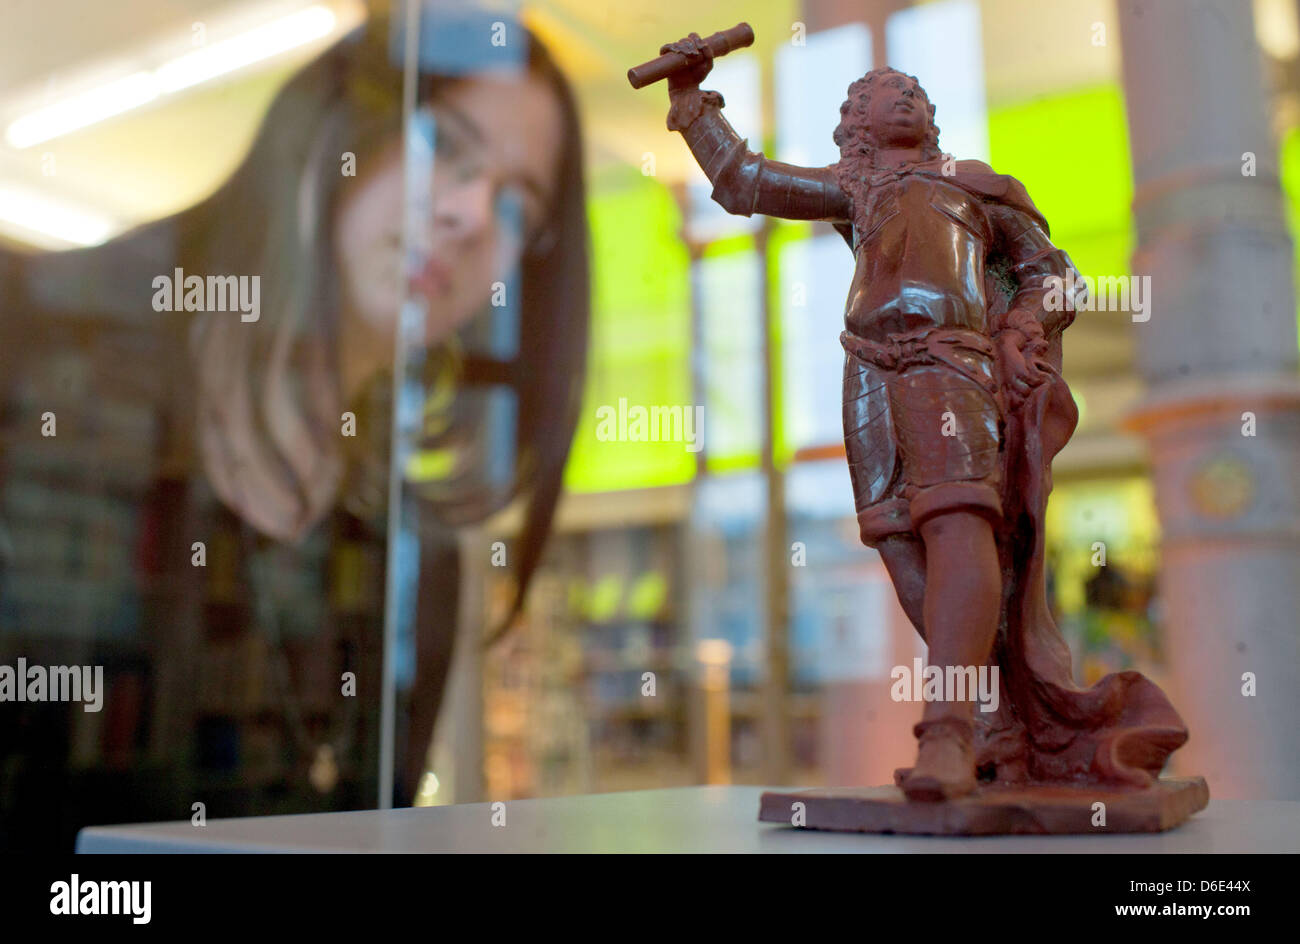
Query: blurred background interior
1,0,1298,847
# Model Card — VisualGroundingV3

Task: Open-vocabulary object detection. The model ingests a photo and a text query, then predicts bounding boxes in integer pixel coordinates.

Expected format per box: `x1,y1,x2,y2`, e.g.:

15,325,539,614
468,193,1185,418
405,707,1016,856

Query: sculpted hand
662,33,715,90
663,35,723,132
996,317,1051,403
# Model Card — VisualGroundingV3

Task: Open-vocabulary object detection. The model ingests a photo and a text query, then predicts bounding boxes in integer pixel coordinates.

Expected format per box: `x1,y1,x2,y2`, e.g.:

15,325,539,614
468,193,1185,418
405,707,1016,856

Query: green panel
1276,125,1300,338
563,165,696,493
768,220,811,468
988,84,1133,283
707,450,762,476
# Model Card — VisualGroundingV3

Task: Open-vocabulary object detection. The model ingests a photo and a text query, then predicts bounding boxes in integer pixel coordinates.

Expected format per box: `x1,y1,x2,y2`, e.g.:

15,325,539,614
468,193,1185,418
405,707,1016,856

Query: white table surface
75,786,1299,853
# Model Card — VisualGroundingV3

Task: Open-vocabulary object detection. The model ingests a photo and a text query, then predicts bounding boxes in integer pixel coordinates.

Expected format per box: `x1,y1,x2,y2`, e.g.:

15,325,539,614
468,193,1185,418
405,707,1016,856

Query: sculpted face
865,72,930,150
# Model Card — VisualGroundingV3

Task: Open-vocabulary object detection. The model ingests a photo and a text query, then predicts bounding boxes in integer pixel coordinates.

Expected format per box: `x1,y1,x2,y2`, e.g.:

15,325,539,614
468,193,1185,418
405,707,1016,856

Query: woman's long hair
185,18,589,637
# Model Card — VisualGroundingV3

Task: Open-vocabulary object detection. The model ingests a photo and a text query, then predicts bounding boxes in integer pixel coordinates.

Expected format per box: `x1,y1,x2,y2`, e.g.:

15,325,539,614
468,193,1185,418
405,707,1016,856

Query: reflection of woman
189,10,589,803
0,8,587,847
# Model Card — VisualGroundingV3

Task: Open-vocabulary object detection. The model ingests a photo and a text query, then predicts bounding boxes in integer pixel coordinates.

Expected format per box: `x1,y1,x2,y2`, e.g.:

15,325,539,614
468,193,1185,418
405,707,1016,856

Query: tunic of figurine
663,35,1087,800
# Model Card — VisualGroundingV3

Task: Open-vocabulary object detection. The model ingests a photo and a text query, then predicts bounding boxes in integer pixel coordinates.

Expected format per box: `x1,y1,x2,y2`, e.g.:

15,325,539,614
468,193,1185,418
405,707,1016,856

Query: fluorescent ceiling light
156,6,337,93
5,4,341,149
6,72,160,150
0,186,116,248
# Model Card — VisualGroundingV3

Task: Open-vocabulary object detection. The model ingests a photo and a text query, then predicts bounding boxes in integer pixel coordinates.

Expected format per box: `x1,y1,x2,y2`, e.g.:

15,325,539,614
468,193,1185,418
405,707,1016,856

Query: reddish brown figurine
634,26,1207,833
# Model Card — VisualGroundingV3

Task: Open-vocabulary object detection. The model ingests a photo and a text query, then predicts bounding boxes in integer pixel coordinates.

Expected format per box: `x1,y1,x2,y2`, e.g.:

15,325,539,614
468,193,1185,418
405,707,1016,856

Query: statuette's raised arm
668,87,853,223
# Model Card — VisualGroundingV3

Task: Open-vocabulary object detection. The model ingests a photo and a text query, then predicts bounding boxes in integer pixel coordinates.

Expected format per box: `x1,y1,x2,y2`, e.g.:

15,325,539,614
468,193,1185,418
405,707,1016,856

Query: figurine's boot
900,717,976,802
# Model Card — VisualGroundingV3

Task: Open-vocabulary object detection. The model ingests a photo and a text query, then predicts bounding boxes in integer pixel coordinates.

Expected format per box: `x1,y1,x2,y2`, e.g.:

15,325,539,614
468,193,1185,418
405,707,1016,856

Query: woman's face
334,69,564,355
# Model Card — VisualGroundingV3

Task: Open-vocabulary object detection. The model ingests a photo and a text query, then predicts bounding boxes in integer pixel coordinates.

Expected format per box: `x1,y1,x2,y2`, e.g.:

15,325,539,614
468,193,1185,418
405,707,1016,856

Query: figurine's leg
842,358,935,639
918,509,1000,691
885,346,1005,799
877,533,926,640
844,356,928,634
900,508,1002,801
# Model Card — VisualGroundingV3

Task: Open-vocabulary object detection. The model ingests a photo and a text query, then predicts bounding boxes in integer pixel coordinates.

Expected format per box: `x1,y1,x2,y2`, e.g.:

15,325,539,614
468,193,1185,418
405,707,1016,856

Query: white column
1118,0,1300,799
